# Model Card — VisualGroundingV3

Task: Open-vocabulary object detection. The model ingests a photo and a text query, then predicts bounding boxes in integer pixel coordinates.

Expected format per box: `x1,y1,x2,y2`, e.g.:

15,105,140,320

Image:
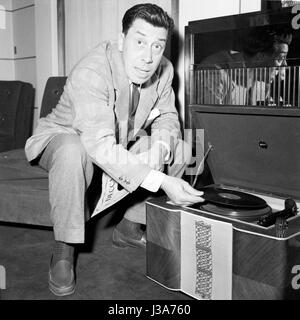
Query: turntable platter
200,186,268,209
199,202,272,222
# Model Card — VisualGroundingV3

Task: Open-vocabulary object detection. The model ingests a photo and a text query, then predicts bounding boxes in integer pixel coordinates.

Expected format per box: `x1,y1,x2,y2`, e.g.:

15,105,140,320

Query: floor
0,213,191,300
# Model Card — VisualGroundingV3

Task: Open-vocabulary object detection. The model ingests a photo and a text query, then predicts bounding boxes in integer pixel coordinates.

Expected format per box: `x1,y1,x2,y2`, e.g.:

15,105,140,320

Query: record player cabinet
146,7,300,300
146,197,300,300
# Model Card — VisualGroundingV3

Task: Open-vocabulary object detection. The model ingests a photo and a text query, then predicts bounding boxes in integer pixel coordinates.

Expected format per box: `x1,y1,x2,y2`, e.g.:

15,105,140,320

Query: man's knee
44,134,90,173
54,135,87,162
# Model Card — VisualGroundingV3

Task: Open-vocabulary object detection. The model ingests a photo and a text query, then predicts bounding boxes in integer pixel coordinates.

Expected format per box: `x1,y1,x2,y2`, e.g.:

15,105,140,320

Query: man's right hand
160,175,205,207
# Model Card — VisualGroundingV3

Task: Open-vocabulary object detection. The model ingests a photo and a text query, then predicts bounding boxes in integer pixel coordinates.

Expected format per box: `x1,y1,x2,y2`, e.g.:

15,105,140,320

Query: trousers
39,134,191,243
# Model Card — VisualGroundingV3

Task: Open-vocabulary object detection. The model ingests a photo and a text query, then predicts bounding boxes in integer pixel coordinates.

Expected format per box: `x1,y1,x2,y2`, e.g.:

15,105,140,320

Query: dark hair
122,3,174,36
242,27,292,56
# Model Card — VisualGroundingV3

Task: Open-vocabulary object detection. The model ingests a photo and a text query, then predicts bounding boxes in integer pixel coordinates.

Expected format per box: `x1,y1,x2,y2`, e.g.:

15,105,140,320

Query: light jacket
25,41,181,193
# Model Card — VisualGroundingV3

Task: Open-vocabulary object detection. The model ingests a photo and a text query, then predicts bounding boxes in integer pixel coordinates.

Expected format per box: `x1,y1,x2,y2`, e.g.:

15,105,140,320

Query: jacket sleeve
68,66,151,193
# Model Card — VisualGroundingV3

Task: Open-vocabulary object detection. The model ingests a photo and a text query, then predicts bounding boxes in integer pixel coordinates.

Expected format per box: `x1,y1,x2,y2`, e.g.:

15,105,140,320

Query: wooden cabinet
184,7,300,187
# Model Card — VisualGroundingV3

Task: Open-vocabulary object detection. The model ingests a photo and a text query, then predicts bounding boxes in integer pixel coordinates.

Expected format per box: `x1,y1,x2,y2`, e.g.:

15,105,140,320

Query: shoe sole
49,281,76,297
48,271,76,297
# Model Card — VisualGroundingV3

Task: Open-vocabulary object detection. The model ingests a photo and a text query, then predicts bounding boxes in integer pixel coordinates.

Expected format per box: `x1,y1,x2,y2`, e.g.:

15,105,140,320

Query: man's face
272,43,289,81
269,43,289,67
119,18,168,85
253,43,289,82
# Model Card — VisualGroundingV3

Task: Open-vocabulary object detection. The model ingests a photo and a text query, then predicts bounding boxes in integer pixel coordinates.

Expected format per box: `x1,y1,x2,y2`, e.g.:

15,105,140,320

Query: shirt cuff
155,140,171,161
140,170,166,192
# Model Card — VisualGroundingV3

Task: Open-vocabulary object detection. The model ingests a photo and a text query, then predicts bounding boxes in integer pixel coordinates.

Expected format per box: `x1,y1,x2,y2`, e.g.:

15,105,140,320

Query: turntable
194,186,272,222
146,107,300,300
192,186,297,226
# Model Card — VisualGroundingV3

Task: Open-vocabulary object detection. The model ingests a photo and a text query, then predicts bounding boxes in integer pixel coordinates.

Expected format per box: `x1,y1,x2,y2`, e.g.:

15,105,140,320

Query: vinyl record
200,186,267,209
200,203,271,222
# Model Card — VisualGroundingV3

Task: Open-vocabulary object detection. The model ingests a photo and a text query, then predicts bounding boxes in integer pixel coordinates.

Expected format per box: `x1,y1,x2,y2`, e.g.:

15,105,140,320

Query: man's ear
118,33,124,51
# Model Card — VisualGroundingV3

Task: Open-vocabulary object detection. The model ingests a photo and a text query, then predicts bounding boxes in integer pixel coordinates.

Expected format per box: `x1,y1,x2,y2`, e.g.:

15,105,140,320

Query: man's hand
161,175,204,206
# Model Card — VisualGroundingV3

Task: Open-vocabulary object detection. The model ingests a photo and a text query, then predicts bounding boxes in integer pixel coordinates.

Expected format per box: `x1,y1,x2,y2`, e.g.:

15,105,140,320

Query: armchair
0,77,67,227
0,81,34,153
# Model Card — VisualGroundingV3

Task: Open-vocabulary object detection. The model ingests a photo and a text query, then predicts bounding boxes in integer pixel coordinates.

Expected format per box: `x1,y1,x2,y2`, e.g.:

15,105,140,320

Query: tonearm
257,198,298,228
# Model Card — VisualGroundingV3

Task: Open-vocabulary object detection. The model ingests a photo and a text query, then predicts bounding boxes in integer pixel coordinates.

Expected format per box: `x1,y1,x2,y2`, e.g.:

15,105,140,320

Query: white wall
13,5,35,59
0,0,11,10
0,0,15,80
12,0,34,10
34,0,58,128
0,0,36,84
12,0,36,88
177,0,261,121
65,0,173,75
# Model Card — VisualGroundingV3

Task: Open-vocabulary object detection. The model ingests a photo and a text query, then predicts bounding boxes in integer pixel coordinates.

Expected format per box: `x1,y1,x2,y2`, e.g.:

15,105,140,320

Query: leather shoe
112,228,146,249
49,259,76,296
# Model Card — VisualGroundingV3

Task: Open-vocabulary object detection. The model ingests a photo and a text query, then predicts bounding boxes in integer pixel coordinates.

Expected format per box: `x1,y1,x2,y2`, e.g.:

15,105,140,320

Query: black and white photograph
0,0,300,306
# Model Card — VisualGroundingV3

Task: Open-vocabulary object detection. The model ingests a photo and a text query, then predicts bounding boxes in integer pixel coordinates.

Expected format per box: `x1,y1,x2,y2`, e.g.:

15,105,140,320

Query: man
25,3,204,296
197,28,292,105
